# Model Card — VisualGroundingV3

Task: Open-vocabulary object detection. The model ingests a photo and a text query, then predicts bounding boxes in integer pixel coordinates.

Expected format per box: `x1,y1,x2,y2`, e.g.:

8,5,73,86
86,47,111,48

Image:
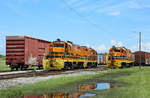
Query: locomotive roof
53,39,97,52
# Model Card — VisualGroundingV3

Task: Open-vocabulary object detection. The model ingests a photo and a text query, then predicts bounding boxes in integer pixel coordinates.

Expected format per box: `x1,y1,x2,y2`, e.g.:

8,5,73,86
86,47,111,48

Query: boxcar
98,53,107,65
6,36,50,70
133,51,150,66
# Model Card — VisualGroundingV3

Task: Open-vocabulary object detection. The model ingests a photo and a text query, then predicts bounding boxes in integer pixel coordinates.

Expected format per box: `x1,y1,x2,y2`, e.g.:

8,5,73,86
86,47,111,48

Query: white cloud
96,0,150,16
108,11,120,16
15,0,40,3
130,42,150,52
85,42,108,53
127,1,150,9
97,45,107,52
5,2,26,16
64,0,150,17
67,0,80,5
111,40,123,46
127,1,141,9
96,2,125,16
142,42,150,50
130,45,138,52
79,5,96,11
117,41,123,46
111,40,116,46
66,0,89,8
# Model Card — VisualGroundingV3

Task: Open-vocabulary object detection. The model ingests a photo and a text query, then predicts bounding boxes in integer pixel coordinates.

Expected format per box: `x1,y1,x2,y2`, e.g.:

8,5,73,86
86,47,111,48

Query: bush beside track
0,57,10,71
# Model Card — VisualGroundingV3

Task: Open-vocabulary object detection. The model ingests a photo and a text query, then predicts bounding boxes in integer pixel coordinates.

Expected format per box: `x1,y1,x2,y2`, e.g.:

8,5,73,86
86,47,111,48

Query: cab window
54,44,64,47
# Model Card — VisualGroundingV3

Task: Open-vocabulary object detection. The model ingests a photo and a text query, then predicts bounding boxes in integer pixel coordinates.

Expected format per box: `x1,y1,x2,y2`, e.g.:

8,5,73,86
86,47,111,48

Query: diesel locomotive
43,39,98,70
107,46,134,68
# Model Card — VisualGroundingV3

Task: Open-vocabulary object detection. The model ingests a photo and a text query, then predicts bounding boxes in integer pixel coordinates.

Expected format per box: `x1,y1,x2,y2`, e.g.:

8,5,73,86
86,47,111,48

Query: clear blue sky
0,0,150,55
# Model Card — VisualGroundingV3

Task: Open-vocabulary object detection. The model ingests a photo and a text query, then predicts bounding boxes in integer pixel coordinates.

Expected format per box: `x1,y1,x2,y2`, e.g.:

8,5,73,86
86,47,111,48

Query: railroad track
0,71,62,80
0,66,107,80
0,69,35,73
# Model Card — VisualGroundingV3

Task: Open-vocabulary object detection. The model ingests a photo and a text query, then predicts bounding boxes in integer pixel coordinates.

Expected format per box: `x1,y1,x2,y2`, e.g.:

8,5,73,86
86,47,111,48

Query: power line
61,0,113,34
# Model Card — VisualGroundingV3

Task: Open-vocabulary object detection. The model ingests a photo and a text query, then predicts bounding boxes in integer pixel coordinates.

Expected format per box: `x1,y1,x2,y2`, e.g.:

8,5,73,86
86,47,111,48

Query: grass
0,74,100,98
0,67,150,98
0,58,10,71
0,57,40,71
95,67,150,98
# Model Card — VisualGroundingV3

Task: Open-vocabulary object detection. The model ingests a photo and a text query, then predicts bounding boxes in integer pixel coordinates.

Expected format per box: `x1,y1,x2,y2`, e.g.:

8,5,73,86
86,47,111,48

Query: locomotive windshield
54,44,64,47
54,41,64,47
113,48,121,52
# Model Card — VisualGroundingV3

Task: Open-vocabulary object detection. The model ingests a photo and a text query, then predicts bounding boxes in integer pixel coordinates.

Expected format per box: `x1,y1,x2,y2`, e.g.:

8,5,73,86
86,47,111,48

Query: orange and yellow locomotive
107,46,134,68
43,39,98,70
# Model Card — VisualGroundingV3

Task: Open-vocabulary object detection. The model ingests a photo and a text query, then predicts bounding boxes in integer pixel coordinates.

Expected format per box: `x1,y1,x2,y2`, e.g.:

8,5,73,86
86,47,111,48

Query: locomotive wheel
15,67,19,71
87,63,92,68
86,64,89,68
78,62,84,69
72,64,76,69
121,63,126,68
68,66,72,70
64,63,72,70
126,63,130,68
38,66,42,70
64,65,71,70
20,64,24,70
10,65,14,71
64,65,67,70
94,63,97,67
24,65,29,70
82,65,84,69
79,64,84,69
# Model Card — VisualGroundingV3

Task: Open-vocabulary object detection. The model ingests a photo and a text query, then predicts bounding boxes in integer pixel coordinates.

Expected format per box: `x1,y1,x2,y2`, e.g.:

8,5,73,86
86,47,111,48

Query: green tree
0,54,4,58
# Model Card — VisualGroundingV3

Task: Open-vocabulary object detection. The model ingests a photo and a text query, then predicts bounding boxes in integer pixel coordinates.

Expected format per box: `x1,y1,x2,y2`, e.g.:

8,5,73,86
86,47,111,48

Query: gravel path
0,71,33,75
0,71,99,90
0,70,43,75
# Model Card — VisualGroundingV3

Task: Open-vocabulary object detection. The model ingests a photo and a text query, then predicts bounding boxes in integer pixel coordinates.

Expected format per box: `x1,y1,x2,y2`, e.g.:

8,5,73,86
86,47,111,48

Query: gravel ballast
0,71,99,90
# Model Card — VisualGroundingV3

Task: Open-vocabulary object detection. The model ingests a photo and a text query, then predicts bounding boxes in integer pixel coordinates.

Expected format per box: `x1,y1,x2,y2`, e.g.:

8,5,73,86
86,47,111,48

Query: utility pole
139,32,141,69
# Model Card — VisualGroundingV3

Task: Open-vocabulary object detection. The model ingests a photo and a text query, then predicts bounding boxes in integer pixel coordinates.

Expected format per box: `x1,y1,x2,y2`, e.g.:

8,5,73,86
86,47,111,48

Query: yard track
0,69,34,73
0,65,107,80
